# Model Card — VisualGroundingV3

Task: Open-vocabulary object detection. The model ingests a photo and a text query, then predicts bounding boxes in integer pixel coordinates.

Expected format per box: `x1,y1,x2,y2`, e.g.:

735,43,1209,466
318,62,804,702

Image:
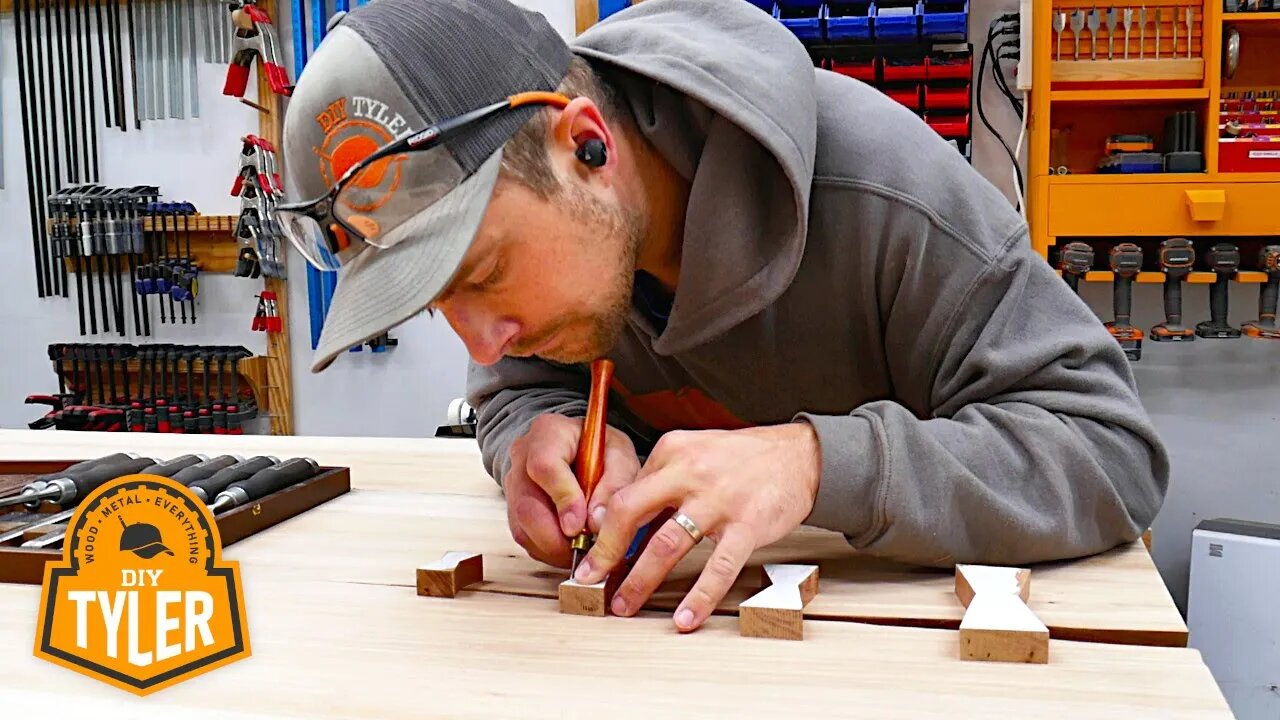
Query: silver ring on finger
672,511,704,544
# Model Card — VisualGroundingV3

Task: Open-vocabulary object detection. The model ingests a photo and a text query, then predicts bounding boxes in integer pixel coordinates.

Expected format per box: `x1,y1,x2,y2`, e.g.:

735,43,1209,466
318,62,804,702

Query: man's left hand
572,422,822,632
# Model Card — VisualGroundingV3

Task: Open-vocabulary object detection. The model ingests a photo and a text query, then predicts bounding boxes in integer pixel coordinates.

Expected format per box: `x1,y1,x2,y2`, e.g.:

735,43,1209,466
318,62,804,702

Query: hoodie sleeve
795,221,1171,569
466,357,590,486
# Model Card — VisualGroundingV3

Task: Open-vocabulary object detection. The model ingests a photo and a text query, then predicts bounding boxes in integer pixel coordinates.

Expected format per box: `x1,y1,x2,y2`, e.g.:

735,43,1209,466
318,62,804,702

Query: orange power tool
570,358,615,576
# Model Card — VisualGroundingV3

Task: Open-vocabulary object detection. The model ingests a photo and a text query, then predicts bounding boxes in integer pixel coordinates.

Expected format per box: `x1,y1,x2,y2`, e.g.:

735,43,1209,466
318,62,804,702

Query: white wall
0,25,270,432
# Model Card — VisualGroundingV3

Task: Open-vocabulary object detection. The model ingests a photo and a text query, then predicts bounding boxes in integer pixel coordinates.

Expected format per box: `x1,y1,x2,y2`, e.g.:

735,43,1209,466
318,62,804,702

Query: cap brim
310,148,503,372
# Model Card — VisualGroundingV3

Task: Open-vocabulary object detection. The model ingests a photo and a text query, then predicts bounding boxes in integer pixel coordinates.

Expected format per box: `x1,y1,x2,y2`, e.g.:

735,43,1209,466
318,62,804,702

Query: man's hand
503,413,641,568
573,422,822,632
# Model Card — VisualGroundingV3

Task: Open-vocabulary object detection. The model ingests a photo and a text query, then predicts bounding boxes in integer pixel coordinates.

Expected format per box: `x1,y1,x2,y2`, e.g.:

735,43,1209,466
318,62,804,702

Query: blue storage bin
874,1,919,41
826,2,873,40
599,0,629,20
774,2,825,41
776,0,824,7
921,0,967,40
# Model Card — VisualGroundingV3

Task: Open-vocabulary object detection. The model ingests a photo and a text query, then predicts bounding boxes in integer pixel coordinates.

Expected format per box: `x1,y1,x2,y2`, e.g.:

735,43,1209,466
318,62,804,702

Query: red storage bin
925,83,970,110
883,58,927,82
925,112,970,139
831,58,878,82
1220,137,1280,172
885,84,922,111
927,54,972,80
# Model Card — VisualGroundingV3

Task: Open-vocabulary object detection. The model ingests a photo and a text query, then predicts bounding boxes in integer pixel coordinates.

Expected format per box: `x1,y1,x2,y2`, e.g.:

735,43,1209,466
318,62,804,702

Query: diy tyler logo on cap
33,474,250,696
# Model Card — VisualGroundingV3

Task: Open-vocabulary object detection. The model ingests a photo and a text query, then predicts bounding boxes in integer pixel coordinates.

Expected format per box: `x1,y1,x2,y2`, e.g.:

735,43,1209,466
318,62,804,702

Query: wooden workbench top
0,430,1224,715
0,430,1189,645
0,578,1231,718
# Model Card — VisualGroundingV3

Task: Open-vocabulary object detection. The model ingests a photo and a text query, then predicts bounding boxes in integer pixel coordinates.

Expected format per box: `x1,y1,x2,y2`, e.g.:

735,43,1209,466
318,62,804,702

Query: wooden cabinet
1028,0,1280,278
1047,177,1280,237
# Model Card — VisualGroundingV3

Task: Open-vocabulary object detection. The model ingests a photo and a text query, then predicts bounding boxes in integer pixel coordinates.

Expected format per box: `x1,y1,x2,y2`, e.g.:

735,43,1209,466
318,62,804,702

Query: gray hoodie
466,0,1170,567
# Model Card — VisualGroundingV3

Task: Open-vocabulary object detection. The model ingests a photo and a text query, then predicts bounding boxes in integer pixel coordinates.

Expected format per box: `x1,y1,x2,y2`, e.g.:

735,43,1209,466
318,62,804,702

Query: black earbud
575,138,607,168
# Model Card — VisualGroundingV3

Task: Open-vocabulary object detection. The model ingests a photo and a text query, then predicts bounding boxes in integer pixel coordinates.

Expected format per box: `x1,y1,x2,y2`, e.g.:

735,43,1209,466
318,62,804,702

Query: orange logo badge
33,475,250,695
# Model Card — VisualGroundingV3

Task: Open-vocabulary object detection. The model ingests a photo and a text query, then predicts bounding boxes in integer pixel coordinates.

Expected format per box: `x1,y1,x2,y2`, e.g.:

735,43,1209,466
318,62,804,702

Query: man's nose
444,306,520,366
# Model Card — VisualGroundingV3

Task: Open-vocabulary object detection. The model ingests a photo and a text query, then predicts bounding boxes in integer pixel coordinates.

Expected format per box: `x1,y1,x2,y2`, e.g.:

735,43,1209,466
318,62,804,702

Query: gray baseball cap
282,0,572,372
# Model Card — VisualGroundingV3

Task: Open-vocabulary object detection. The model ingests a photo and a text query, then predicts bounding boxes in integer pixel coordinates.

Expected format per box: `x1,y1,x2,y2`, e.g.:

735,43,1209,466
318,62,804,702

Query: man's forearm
795,399,1168,568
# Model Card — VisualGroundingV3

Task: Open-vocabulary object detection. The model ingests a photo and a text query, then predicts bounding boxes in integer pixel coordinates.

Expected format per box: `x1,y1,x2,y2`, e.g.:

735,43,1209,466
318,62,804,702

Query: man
279,0,1169,633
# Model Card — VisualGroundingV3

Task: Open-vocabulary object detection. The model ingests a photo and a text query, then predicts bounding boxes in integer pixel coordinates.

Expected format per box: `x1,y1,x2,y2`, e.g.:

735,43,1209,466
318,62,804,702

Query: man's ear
551,97,615,179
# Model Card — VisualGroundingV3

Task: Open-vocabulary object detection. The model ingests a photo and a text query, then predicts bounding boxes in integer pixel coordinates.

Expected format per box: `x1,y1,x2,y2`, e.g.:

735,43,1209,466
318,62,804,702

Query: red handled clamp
252,291,283,333
224,0,292,98
231,135,285,198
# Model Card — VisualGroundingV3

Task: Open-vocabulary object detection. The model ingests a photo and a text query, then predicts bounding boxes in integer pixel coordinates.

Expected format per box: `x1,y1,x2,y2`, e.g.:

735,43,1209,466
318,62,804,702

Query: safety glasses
276,91,570,272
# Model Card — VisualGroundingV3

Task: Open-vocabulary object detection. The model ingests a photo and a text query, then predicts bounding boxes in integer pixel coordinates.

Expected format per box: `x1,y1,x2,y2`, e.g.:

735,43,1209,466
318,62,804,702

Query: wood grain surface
0,430,1188,646
0,431,1224,715
0,579,1231,718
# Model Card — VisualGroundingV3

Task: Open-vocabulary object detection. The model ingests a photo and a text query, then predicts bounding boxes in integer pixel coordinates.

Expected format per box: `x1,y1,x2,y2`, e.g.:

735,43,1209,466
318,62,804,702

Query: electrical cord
978,20,1024,204
994,45,1024,116
1013,90,1029,217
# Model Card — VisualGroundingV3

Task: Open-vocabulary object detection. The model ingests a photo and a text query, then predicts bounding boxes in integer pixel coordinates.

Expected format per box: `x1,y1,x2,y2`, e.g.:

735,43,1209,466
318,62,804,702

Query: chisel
187,456,278,503
208,458,321,514
16,454,211,549
0,455,156,510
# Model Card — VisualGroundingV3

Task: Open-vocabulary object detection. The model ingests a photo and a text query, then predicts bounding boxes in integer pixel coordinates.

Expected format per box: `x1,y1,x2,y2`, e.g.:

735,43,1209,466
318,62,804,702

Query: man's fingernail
563,509,582,534
611,596,629,616
675,608,695,629
574,559,594,583
591,506,606,528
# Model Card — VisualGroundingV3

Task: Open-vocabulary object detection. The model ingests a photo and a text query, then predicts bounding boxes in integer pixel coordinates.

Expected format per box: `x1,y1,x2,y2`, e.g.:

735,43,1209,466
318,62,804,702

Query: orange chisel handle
574,358,614,505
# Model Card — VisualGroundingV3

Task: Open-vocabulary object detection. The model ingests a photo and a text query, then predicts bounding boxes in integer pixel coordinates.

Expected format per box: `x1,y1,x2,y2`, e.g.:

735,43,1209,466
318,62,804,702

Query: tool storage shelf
1049,87,1210,102
1056,270,1270,283
760,0,975,159
1223,11,1280,22
47,354,272,415
1029,0,1280,263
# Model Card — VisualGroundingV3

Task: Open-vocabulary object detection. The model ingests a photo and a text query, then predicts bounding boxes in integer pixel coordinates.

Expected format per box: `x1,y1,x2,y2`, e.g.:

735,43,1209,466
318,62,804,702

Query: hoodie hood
572,0,817,355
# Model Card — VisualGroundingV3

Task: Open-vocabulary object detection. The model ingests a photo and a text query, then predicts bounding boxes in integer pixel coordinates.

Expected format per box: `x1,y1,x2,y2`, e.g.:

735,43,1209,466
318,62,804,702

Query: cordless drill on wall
1243,244,1280,339
1106,243,1144,361
1196,243,1242,339
1150,238,1196,342
1059,242,1094,294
